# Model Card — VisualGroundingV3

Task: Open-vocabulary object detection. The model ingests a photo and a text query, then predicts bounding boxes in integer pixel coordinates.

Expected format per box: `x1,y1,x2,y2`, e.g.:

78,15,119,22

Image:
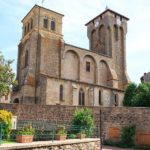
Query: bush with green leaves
71,108,94,137
0,110,12,139
123,82,150,107
123,83,137,106
104,125,136,148
120,125,136,148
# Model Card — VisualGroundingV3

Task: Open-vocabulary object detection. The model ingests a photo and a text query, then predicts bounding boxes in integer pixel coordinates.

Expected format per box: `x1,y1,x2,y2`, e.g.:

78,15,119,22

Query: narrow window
27,22,30,32
43,17,48,28
99,91,102,105
114,25,118,41
51,20,55,31
79,89,85,106
25,50,28,67
24,26,26,35
31,19,33,29
13,98,19,104
114,94,118,106
86,62,90,72
60,85,64,101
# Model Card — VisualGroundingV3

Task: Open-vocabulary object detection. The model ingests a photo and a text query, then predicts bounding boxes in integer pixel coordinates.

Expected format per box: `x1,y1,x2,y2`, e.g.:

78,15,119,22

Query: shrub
120,125,136,148
0,110,12,139
71,108,94,137
123,83,137,106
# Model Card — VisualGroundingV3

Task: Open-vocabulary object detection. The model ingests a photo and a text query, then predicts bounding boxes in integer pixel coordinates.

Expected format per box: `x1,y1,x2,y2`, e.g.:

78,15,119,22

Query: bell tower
85,9,130,89
15,5,64,104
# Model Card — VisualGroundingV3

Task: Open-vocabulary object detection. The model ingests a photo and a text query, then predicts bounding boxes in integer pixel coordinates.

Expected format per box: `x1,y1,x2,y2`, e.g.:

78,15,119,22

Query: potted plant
55,125,67,140
16,125,35,143
77,130,86,139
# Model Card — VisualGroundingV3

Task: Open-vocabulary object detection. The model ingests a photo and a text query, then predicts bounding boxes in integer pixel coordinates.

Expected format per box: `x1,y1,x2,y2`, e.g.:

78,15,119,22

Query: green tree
123,83,137,106
132,83,150,107
123,82,150,107
0,51,16,97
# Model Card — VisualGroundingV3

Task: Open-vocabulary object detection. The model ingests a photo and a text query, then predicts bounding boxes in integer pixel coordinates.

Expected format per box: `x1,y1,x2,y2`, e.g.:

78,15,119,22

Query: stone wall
101,107,150,145
45,77,124,106
0,104,150,145
0,139,100,150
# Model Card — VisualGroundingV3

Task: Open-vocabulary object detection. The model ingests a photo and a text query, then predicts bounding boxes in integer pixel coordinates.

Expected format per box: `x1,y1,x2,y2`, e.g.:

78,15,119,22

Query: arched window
99,90,102,105
25,50,28,67
13,98,19,104
114,25,118,41
114,94,118,106
107,27,112,56
27,22,30,32
51,20,55,31
79,88,85,106
99,25,106,54
24,26,26,35
60,85,64,101
91,30,96,50
43,17,48,28
31,19,33,29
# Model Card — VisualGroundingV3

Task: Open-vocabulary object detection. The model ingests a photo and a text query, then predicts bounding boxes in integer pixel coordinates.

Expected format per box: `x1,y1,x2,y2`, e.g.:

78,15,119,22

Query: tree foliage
0,51,16,97
123,82,150,107
123,83,137,106
0,110,12,139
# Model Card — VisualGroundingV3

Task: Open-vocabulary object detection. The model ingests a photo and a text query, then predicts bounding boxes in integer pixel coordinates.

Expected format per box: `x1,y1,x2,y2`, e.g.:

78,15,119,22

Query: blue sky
0,0,150,83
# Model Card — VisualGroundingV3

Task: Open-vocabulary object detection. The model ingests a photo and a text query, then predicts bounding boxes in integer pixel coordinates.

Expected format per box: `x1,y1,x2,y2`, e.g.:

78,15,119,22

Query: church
12,5,130,106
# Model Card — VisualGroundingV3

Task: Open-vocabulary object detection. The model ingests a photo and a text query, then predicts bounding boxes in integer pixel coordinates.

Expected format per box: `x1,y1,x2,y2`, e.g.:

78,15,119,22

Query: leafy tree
123,83,137,106
123,82,150,107
0,51,16,97
131,83,150,107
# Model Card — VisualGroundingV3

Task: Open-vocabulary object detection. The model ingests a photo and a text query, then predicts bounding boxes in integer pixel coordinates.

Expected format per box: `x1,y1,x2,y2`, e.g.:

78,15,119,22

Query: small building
141,72,150,83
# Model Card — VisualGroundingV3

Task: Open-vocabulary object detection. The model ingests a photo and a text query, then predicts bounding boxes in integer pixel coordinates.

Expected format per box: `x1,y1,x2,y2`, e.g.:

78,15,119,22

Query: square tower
14,5,64,104
85,9,130,89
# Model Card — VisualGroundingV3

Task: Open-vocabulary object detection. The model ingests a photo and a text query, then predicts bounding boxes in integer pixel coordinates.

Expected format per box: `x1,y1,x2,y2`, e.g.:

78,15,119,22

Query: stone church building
12,5,130,106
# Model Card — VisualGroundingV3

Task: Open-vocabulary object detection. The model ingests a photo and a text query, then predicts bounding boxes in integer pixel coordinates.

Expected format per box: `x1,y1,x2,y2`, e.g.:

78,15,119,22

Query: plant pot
16,135,34,143
55,134,67,140
77,133,86,139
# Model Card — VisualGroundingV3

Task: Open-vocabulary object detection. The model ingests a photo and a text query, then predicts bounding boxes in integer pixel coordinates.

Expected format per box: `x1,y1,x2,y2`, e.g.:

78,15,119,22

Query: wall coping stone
0,138,100,150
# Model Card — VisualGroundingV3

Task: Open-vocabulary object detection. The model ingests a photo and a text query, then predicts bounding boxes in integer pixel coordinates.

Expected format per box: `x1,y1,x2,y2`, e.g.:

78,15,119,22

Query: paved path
102,146,134,150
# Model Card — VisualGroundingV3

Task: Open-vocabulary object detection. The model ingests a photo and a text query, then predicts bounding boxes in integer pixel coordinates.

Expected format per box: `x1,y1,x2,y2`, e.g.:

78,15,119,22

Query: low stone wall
101,107,150,145
1,103,150,145
0,139,100,150
0,103,100,125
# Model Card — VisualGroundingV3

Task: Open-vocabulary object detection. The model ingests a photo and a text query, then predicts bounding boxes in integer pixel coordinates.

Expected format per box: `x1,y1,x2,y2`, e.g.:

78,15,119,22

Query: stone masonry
1,104,150,145
12,5,130,106
0,139,100,150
